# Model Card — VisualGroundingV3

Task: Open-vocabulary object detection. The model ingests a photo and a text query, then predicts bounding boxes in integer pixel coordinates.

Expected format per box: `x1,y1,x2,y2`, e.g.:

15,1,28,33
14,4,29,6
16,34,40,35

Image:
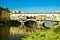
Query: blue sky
0,0,60,12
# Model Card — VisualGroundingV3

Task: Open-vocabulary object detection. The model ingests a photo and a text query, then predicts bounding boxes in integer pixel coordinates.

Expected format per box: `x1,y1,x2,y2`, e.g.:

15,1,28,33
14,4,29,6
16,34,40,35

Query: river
0,25,36,40
0,21,58,40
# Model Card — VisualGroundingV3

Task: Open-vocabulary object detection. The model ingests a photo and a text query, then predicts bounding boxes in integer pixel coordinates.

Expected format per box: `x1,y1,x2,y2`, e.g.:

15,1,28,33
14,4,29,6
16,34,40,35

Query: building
10,12,60,21
0,6,10,20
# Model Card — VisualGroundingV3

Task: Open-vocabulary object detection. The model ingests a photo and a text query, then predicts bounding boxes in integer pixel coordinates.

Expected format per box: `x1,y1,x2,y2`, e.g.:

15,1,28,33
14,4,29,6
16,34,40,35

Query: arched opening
43,21,59,29
10,20,21,26
43,22,51,29
24,20,37,28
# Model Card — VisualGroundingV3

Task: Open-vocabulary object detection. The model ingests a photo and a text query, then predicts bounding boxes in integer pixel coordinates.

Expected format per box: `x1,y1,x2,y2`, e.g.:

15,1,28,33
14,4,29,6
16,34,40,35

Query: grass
21,24,60,40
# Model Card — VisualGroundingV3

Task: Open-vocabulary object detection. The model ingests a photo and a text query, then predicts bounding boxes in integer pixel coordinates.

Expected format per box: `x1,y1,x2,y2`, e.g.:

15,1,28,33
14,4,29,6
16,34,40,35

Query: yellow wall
1,10,10,20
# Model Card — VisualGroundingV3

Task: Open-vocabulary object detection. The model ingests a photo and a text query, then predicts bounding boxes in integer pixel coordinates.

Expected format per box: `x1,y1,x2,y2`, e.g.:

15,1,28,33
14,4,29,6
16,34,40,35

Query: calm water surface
0,23,53,40
0,25,37,40
0,26,28,40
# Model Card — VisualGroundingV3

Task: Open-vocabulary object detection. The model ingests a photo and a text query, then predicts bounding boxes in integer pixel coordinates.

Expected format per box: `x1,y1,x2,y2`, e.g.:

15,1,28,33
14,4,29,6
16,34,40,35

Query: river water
0,25,36,40
0,22,57,40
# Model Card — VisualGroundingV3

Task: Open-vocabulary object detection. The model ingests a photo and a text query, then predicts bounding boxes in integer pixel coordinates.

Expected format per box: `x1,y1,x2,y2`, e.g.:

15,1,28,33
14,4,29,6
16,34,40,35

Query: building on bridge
10,11,60,21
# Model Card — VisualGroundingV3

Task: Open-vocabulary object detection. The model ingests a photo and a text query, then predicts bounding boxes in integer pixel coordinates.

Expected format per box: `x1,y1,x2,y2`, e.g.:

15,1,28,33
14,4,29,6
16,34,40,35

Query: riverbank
0,20,21,26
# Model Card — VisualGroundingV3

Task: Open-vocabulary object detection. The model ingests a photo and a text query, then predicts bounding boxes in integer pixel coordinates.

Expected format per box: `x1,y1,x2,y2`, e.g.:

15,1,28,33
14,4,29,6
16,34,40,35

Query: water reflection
0,21,57,40
0,25,36,40
0,26,10,40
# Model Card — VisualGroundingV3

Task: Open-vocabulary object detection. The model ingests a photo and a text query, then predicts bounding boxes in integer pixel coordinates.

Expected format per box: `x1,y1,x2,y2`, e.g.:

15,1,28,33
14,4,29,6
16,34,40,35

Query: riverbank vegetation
21,24,60,40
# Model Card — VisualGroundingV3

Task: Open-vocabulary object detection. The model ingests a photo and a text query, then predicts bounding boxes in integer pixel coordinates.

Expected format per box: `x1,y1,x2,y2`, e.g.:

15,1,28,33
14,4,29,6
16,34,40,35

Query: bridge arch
24,20,37,28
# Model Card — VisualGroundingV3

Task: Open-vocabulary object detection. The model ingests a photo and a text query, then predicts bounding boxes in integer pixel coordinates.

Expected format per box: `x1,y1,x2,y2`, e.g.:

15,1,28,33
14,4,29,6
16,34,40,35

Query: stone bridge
10,12,60,28
16,18,59,28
